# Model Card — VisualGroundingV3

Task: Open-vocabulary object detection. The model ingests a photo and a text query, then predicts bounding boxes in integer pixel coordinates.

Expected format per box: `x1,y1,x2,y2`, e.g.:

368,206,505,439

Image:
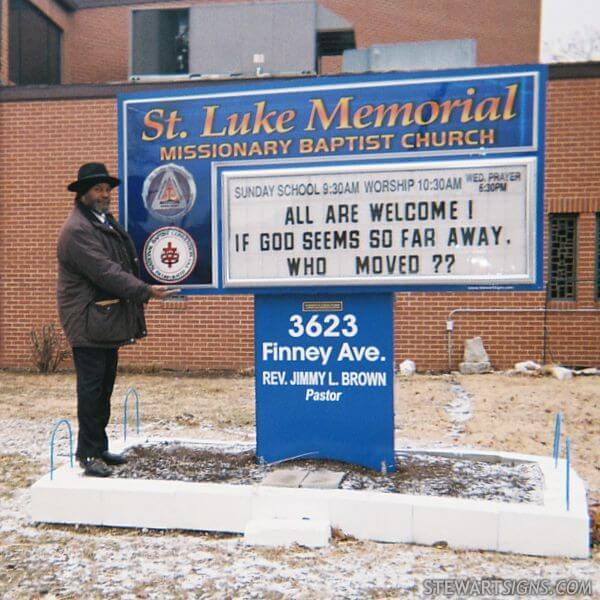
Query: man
57,163,176,477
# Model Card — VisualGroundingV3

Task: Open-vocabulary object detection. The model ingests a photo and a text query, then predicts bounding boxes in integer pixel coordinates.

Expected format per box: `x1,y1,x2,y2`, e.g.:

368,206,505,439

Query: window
316,30,356,73
131,9,189,76
9,0,61,85
315,4,355,73
549,213,577,300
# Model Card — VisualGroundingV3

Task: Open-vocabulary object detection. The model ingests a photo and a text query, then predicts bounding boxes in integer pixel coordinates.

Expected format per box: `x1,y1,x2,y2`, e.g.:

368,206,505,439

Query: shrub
30,324,70,373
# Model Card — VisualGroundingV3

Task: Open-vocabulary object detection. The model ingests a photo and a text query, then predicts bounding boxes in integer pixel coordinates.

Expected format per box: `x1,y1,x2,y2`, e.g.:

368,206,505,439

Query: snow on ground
0,417,598,599
1,371,599,598
445,383,473,438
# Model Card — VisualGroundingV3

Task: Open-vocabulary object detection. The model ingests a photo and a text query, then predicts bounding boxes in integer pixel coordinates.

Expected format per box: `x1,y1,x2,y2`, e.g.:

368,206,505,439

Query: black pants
72,347,119,460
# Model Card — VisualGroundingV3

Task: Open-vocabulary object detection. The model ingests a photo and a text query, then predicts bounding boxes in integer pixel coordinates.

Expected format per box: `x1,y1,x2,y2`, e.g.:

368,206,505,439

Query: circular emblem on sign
142,164,196,221
143,227,198,283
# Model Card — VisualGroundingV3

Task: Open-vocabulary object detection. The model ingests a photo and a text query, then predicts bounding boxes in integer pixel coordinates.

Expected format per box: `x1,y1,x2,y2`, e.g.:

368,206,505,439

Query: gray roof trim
1,64,599,103
548,62,600,79
0,74,312,102
73,0,184,8
72,0,324,10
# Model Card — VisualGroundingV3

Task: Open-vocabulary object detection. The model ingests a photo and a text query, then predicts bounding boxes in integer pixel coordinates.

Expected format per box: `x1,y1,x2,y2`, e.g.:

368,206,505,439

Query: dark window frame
548,213,578,301
9,0,62,85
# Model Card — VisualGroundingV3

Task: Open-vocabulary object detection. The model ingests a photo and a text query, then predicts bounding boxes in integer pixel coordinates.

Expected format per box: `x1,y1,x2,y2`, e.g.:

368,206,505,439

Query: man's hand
150,286,181,299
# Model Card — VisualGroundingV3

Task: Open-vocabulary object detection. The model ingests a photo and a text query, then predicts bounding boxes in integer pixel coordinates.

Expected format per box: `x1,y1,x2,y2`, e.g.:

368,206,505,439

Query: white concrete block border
30,438,590,557
244,518,331,548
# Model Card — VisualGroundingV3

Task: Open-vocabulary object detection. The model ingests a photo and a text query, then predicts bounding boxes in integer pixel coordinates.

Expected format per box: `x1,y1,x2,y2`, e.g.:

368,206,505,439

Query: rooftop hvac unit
343,39,477,73
130,0,355,80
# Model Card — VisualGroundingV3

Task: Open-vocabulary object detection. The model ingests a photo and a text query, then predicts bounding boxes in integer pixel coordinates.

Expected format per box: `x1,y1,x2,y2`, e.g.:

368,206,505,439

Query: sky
541,0,600,62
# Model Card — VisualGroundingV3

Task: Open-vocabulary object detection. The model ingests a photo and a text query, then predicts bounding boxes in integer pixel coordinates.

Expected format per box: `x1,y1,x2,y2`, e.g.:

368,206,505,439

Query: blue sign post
255,293,395,471
118,65,546,471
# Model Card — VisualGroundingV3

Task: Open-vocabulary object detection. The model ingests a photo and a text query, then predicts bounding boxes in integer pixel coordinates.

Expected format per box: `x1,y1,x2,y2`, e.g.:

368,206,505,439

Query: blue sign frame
118,65,546,294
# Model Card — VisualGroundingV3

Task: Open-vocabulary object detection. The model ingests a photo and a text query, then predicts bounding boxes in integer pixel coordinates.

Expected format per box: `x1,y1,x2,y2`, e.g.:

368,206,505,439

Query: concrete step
244,518,331,548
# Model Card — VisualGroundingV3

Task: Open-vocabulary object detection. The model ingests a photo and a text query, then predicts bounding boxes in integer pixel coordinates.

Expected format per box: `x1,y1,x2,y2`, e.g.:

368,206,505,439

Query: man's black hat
67,162,120,193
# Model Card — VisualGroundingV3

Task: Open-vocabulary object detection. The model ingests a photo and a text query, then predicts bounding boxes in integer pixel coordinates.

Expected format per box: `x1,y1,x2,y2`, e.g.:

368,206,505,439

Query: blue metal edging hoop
123,387,141,442
49,418,74,480
565,436,571,511
553,412,562,467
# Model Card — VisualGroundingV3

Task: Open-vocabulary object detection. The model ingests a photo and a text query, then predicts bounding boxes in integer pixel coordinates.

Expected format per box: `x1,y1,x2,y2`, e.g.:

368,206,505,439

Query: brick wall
0,0,541,84
66,6,130,84
0,98,256,371
62,0,540,84
320,0,539,69
1,77,599,372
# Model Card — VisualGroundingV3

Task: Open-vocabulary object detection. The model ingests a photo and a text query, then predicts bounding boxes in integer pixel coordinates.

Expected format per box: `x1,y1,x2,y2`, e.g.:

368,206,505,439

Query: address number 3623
288,314,358,338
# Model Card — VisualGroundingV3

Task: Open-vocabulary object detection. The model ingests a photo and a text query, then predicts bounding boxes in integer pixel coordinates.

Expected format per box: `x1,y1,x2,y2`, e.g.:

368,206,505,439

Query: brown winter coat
57,201,152,348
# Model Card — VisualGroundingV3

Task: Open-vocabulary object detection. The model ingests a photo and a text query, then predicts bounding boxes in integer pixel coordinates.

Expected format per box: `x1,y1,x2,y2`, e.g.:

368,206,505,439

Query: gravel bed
113,442,544,504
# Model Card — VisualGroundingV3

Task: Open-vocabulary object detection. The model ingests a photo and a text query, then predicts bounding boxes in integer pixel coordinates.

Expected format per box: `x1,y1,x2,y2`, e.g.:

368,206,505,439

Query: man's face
82,183,112,214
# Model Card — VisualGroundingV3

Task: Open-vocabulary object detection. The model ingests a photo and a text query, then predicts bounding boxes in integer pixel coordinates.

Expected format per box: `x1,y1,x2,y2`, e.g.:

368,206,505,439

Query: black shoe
101,451,128,466
78,457,112,478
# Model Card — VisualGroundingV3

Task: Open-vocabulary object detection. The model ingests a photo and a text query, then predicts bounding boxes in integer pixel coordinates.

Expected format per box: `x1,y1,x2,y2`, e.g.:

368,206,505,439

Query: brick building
0,0,599,371
1,0,540,85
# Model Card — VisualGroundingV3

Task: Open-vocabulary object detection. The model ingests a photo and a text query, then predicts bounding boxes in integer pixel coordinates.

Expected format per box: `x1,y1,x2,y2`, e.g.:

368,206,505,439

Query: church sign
119,65,545,294
119,65,546,470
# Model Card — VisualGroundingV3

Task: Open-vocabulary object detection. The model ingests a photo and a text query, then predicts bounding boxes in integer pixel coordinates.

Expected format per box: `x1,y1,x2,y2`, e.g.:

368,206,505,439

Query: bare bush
30,324,70,373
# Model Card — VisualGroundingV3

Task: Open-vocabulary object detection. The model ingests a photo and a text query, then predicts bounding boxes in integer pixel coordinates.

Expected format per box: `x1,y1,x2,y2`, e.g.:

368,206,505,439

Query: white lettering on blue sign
289,371,326,385
340,371,387,386
261,342,333,366
337,342,383,362
305,389,343,401
288,313,358,338
261,342,386,366
263,368,387,389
